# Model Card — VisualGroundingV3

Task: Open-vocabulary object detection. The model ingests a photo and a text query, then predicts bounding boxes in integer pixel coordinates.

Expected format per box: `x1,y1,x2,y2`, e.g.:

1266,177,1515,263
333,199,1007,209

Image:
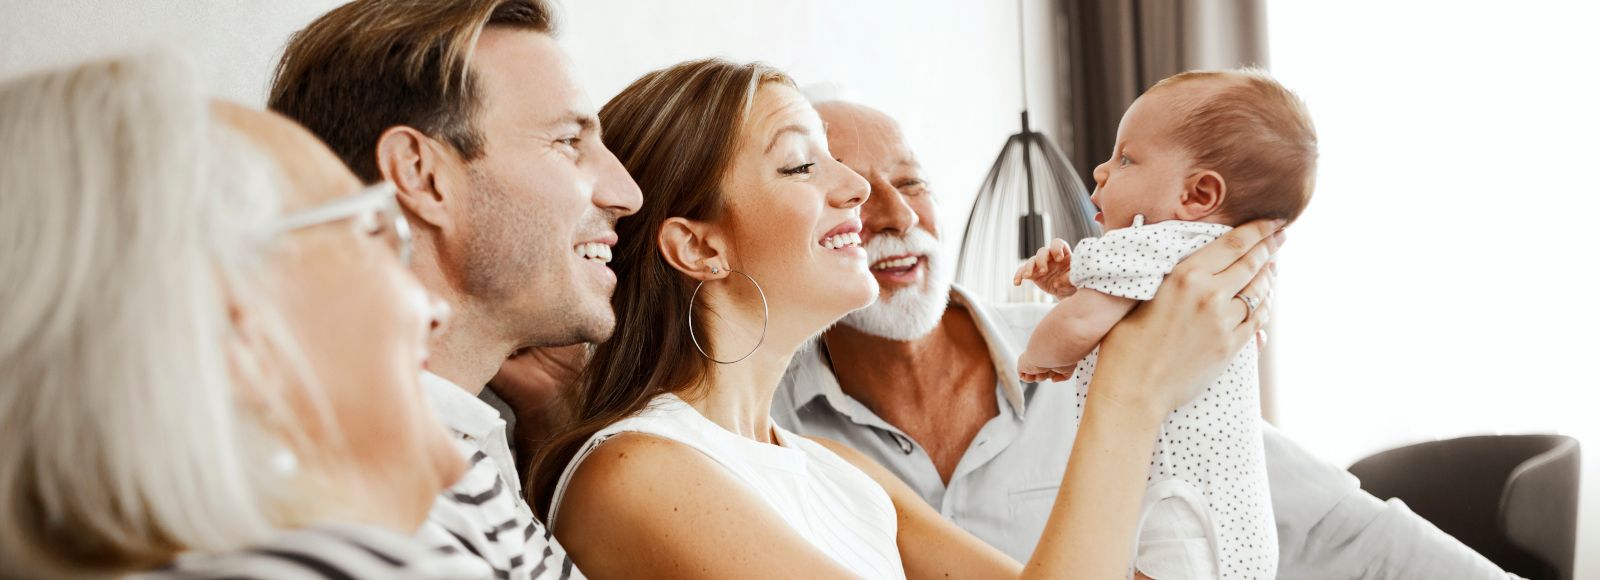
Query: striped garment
130,524,484,579
418,371,580,580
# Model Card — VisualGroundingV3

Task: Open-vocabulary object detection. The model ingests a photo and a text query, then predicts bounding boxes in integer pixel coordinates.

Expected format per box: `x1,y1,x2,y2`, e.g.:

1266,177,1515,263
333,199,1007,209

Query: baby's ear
1178,170,1227,220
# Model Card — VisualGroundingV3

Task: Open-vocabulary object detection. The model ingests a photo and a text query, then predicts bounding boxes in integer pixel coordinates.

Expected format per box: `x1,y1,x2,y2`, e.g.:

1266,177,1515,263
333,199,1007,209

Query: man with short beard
773,99,1515,579
270,1,640,578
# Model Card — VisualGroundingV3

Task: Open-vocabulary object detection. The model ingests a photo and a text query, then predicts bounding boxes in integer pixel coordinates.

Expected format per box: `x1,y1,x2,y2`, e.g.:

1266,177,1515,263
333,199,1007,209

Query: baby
1015,69,1317,580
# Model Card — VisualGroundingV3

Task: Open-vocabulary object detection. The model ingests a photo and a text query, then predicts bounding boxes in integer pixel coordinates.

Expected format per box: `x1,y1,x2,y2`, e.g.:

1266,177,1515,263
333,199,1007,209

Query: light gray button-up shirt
773,285,1513,579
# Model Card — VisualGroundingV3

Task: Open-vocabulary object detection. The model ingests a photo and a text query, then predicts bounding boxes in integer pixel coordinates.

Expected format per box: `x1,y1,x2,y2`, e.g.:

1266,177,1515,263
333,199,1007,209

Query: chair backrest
1348,434,1580,580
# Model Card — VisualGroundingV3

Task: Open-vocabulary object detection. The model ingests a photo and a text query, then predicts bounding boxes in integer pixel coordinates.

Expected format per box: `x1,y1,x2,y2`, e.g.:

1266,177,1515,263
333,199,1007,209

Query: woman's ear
1178,170,1228,221
658,217,728,280
376,126,457,231
223,296,276,413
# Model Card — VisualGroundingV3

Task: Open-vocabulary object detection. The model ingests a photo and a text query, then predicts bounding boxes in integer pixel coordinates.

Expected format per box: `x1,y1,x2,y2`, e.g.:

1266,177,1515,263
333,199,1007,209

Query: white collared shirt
773,285,1515,579
417,371,581,580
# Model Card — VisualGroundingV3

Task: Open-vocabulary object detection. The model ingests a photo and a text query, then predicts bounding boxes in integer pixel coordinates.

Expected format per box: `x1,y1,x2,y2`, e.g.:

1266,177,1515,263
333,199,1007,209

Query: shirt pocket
1007,480,1061,519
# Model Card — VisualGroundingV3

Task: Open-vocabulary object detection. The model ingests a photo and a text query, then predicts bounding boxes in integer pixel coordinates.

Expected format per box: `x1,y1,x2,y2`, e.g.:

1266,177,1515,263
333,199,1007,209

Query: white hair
0,51,310,577
839,227,953,341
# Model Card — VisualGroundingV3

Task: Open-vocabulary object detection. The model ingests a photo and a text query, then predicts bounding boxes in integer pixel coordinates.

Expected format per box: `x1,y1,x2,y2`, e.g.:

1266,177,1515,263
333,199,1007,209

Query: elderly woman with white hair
0,52,481,579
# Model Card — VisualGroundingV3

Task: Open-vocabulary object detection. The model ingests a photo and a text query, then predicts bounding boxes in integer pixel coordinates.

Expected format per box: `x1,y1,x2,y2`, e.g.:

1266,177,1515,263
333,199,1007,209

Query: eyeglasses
273,180,412,265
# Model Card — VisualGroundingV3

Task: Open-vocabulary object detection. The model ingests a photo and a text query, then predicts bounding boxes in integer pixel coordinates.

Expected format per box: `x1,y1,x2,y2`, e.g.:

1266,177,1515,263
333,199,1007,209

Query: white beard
839,228,953,341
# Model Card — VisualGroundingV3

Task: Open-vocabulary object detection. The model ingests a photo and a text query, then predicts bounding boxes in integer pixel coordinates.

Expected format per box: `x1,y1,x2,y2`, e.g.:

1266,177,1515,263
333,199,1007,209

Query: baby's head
1090,69,1317,230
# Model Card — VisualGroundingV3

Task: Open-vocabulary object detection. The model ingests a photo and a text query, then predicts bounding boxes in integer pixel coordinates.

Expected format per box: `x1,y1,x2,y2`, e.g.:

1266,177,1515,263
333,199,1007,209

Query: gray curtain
1048,0,1279,421
1053,0,1270,184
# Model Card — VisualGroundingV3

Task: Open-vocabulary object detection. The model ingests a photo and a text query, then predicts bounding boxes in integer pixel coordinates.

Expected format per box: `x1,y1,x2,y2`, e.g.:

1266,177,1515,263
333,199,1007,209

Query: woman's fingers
1211,229,1284,300
1231,261,1277,345
1178,219,1283,277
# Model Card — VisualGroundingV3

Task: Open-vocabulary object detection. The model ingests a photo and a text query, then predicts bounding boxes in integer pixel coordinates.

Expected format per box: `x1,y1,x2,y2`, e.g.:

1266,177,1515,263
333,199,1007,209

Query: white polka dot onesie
1066,216,1276,580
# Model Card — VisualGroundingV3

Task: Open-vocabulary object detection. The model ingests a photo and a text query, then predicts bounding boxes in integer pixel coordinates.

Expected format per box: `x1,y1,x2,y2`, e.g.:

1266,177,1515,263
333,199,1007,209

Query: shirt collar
419,370,504,442
947,284,1028,417
786,283,1029,418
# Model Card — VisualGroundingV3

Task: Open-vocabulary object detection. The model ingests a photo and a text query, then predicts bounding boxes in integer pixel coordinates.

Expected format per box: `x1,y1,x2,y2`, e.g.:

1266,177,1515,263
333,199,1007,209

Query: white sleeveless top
549,393,905,579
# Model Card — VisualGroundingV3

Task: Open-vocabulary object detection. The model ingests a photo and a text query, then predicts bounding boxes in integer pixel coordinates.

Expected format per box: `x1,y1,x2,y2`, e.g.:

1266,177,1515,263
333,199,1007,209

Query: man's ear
376,126,457,230
1178,170,1227,221
658,217,728,280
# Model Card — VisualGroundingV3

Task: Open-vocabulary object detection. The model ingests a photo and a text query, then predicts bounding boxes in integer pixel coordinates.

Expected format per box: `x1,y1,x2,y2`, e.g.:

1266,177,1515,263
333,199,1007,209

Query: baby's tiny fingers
1050,238,1070,260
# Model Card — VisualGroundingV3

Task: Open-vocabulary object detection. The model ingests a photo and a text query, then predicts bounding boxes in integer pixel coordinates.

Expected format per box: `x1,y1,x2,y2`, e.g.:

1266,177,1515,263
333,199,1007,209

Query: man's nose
594,145,643,216
861,175,918,237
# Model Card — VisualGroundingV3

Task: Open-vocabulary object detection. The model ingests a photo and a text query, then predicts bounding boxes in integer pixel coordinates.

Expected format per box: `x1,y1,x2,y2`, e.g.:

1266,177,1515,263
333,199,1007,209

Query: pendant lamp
955,0,1100,304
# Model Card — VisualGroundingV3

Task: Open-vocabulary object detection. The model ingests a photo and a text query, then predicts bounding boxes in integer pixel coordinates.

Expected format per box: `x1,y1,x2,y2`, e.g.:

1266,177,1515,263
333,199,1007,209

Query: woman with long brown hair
528,58,1284,579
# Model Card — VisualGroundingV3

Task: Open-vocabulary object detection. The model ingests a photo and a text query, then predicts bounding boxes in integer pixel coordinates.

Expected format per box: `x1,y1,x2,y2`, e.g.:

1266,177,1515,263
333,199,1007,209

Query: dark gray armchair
1348,434,1580,580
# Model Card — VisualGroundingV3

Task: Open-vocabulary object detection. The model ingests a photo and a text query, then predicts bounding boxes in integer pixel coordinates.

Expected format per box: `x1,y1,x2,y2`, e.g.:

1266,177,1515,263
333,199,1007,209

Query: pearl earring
270,447,299,476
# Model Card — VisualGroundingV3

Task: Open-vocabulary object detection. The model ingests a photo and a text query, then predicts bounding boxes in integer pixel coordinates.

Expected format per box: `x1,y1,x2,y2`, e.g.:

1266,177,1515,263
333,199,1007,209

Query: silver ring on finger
1237,293,1261,321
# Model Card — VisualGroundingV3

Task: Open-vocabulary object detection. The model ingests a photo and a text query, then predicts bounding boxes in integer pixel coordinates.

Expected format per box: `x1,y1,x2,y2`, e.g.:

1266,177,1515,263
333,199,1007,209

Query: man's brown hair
268,0,556,182
1150,69,1318,223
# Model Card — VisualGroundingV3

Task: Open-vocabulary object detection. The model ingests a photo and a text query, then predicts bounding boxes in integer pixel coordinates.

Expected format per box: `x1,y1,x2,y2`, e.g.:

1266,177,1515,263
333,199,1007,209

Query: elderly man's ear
376,126,464,231
658,217,730,281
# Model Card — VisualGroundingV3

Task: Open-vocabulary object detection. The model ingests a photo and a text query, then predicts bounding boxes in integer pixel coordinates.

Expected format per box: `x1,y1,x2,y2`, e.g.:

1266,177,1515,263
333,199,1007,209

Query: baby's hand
1012,238,1075,298
1019,359,1077,383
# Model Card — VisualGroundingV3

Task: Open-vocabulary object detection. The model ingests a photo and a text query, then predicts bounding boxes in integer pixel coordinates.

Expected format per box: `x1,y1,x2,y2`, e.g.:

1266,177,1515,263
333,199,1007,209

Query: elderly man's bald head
815,101,916,172
211,101,361,212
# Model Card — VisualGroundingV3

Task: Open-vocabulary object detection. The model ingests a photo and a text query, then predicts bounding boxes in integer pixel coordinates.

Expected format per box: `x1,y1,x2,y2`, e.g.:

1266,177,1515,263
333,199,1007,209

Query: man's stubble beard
461,168,613,348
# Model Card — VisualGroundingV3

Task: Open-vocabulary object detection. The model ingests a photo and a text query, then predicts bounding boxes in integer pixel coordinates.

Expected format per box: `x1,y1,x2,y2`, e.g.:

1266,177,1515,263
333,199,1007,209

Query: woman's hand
1013,238,1075,298
1092,219,1285,416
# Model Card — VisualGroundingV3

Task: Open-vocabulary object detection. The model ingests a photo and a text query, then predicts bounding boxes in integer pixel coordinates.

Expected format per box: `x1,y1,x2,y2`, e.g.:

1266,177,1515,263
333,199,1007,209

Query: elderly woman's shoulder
126,524,491,580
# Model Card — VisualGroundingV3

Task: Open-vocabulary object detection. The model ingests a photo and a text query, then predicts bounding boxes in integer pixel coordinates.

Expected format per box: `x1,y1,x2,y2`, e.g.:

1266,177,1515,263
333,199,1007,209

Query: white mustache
862,228,941,263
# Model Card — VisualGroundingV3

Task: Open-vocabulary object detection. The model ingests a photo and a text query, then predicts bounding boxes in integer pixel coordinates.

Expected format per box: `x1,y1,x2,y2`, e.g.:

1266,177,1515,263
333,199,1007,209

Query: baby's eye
1118,154,1133,167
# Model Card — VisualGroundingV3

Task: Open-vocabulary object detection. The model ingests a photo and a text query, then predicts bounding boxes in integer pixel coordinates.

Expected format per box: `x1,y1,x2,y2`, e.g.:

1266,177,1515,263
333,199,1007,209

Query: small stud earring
711,266,720,275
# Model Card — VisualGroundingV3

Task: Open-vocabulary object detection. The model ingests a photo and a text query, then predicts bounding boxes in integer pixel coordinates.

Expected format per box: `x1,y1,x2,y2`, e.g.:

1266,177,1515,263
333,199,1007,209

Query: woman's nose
827,158,870,210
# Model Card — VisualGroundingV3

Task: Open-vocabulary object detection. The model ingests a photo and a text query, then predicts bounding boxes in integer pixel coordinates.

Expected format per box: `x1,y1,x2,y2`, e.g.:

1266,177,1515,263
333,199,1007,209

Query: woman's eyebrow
764,124,809,154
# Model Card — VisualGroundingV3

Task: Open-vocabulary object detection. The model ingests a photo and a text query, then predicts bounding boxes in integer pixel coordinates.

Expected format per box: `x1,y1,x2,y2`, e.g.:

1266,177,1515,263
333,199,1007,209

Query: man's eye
779,162,815,176
558,137,581,148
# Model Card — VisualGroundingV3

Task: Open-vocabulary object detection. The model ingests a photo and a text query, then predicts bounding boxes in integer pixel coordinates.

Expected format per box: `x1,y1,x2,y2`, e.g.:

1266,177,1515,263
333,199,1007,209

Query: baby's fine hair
1149,68,1318,224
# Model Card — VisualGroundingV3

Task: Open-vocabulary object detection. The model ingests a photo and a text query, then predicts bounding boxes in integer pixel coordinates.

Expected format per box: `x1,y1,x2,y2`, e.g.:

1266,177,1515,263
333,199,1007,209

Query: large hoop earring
688,268,769,365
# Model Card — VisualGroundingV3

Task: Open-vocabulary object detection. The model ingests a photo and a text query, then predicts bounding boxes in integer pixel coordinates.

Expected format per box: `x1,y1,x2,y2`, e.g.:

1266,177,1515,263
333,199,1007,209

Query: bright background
1265,1,1600,575
0,0,1064,262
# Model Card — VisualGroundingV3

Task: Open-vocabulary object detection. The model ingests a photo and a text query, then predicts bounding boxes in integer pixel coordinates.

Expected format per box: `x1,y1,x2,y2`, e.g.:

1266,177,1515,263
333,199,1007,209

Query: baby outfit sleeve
1068,219,1233,301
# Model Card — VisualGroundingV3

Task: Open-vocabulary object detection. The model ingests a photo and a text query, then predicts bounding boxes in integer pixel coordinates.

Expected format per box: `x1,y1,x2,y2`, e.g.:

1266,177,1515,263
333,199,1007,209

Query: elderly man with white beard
771,99,1517,579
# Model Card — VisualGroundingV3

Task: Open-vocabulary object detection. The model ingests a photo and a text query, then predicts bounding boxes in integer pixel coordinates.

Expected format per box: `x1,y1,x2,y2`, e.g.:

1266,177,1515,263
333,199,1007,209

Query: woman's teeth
819,232,861,250
575,242,612,264
872,256,919,271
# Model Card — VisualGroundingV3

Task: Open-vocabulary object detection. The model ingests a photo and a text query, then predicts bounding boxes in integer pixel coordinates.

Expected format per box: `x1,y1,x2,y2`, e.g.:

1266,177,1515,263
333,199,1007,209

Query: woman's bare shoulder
558,433,858,578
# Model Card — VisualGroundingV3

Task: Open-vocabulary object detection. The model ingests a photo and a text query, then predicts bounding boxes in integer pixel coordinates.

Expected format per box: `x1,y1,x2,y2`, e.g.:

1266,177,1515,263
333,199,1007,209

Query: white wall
0,0,1067,261
1266,1,1600,576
